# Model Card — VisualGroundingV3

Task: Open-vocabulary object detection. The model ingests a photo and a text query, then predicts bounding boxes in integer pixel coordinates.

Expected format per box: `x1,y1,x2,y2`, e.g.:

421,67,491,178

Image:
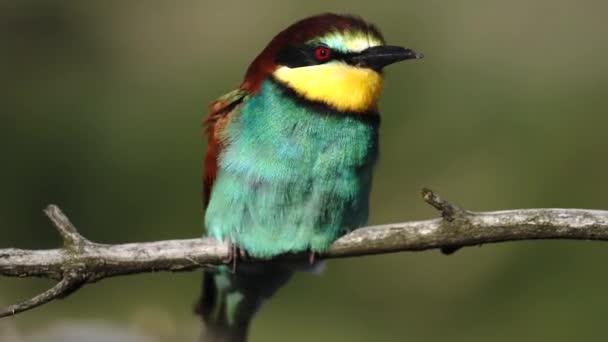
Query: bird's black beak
350,45,423,71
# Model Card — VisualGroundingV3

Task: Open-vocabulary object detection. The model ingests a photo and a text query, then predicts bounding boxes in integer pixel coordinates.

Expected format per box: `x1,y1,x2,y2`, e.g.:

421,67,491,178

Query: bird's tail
196,265,292,342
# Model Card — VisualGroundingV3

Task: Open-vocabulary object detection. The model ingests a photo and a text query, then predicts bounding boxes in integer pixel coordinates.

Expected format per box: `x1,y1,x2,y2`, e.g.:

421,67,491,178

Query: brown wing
202,88,249,208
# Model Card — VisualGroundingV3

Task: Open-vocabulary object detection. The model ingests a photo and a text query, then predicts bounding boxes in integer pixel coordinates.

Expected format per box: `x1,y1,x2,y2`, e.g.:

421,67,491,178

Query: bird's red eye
314,47,331,61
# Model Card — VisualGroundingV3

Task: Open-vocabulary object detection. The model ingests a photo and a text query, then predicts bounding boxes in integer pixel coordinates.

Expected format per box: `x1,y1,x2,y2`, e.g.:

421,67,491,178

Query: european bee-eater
197,13,422,341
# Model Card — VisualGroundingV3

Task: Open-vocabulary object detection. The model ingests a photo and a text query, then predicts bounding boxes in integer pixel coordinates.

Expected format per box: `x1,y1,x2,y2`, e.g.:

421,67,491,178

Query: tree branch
1,189,608,318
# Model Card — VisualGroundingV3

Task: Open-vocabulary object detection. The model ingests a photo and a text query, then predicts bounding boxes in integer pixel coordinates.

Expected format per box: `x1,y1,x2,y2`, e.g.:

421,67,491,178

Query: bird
196,13,422,341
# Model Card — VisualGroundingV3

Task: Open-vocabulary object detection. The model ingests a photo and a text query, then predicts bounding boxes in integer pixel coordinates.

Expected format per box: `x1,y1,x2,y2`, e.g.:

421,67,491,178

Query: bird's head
241,13,422,113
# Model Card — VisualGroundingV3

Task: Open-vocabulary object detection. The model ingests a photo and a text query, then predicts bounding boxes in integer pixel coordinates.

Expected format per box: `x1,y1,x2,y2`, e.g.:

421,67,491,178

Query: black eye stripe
275,44,358,68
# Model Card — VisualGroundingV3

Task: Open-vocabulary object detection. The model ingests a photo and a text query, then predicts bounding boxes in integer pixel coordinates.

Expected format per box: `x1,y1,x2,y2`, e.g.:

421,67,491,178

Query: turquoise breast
205,79,379,258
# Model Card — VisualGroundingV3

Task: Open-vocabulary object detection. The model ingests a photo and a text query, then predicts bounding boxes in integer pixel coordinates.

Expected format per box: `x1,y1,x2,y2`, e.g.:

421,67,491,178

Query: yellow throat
273,63,384,113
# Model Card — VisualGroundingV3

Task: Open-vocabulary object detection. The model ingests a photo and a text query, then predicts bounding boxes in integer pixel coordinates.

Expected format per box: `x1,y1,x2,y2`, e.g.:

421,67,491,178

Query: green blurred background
2,1,608,341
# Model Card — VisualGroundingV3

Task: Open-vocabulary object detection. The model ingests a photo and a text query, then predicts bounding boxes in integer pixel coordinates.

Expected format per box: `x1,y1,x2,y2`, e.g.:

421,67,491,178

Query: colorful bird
197,13,422,341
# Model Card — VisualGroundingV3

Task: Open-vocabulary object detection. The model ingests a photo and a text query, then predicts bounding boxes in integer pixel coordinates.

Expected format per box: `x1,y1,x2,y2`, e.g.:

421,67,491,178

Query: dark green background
2,1,608,341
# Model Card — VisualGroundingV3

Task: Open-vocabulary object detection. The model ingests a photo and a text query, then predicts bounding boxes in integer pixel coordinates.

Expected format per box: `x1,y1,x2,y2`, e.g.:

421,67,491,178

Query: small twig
0,274,85,318
421,188,466,222
0,206,91,318
44,204,89,249
2,190,608,318
421,188,468,255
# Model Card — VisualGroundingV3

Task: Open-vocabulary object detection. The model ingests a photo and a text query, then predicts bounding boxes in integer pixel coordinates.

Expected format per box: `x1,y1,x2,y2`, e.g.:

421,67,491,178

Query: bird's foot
223,240,236,270
224,241,251,273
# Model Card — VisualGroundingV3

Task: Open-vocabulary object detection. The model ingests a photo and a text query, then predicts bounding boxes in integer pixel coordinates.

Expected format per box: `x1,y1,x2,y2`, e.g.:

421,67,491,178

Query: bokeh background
2,1,608,341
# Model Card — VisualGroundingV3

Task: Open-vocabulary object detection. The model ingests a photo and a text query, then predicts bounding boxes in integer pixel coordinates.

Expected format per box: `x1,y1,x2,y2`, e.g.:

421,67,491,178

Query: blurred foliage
1,1,608,341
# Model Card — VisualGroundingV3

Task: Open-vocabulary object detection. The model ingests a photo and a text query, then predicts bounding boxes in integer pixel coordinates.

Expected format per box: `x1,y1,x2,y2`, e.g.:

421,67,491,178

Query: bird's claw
224,241,251,273
222,240,236,269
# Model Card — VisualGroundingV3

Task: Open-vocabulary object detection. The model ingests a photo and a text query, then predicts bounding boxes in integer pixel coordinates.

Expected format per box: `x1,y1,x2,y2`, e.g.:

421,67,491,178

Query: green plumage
200,79,379,341
205,79,378,257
